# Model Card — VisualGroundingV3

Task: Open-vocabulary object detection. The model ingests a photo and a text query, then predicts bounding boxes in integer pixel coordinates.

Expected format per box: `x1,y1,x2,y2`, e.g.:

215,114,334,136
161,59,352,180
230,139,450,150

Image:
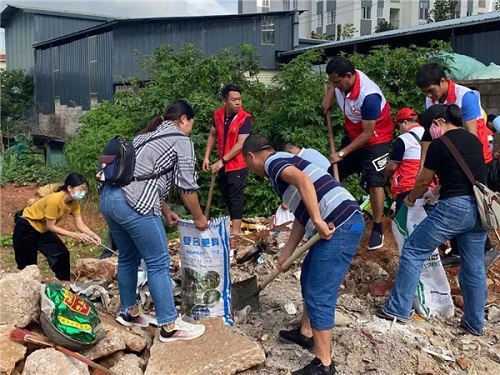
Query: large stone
145,318,265,375
21,348,90,375
0,266,41,327
0,325,26,375
109,354,144,375
80,312,147,361
72,258,117,280
417,351,440,375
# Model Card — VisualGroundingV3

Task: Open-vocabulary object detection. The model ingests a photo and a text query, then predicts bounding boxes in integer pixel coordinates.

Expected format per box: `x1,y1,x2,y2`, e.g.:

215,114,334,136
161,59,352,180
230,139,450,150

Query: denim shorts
300,212,365,330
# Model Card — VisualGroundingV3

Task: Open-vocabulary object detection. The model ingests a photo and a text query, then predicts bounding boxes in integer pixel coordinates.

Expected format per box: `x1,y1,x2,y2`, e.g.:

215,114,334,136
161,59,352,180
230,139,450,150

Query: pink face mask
429,123,444,139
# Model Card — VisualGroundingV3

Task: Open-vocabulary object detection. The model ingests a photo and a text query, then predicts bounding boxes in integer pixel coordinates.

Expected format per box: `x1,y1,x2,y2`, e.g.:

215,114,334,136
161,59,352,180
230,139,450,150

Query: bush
0,69,34,135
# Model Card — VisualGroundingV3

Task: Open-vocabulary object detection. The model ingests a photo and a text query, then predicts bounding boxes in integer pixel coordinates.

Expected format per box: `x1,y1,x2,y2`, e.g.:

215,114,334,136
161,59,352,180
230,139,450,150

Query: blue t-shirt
461,91,481,122
361,94,382,120
265,152,360,233
297,148,330,171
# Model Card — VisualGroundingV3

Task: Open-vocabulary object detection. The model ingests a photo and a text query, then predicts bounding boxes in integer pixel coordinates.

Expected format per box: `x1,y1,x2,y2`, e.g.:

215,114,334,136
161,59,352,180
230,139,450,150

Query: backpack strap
132,132,187,182
408,131,421,145
440,134,477,185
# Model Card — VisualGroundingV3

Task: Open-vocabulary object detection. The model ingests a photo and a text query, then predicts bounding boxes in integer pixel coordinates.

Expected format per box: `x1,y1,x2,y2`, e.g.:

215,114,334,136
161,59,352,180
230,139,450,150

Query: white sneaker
159,316,206,342
116,311,150,328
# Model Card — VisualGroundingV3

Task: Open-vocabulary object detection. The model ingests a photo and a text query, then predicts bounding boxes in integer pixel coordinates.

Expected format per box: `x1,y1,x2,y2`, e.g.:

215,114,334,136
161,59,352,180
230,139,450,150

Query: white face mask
72,190,86,201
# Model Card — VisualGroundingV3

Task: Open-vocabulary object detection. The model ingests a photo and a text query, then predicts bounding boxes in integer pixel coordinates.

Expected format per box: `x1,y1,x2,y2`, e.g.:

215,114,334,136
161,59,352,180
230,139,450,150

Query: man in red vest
322,56,394,250
417,63,499,269
202,84,252,246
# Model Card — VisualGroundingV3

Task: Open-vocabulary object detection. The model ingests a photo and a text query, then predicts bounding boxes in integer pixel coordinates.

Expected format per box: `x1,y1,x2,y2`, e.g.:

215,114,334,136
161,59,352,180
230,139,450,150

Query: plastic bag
41,283,102,344
392,201,454,319
273,206,295,227
179,216,232,324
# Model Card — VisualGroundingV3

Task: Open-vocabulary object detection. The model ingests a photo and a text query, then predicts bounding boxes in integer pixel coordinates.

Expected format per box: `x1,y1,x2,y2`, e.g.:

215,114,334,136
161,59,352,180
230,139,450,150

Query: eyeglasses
330,76,344,87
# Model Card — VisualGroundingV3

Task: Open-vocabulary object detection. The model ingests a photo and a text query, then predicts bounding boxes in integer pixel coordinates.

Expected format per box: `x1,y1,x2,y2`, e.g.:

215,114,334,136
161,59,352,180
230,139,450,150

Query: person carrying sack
377,104,488,336
13,173,101,280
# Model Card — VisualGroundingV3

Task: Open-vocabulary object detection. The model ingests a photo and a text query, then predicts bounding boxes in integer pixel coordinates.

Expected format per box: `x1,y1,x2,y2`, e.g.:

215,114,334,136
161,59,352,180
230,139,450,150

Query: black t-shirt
424,128,485,199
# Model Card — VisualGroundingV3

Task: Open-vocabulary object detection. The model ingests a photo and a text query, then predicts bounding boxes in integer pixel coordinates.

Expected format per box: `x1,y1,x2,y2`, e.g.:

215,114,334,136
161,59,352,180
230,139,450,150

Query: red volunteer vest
214,107,251,172
425,79,492,163
335,70,394,147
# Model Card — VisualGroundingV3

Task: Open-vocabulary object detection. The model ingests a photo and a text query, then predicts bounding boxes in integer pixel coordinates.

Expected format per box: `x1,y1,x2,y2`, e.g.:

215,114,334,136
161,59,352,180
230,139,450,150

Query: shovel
324,84,340,182
231,232,321,312
204,173,216,218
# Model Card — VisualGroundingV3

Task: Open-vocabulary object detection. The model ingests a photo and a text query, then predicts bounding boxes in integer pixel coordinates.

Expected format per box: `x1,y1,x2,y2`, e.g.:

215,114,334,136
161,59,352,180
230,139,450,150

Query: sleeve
360,94,382,121
421,127,432,142
266,157,293,185
390,138,406,162
461,91,481,122
70,201,81,217
423,140,441,171
173,138,200,194
238,117,252,135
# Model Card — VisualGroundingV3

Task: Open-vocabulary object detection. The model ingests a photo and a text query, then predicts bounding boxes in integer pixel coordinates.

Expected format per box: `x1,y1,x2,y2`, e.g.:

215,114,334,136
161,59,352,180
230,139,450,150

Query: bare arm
202,127,217,171
180,192,208,230
407,167,435,203
418,141,431,173
277,219,306,272
223,134,249,161
342,120,376,154
385,160,399,182
278,166,335,239
464,119,478,137
46,218,92,243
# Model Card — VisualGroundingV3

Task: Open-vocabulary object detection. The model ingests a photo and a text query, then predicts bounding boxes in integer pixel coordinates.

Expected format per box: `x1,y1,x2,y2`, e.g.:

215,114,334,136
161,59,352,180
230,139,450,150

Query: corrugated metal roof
33,10,302,49
0,4,117,27
280,11,500,57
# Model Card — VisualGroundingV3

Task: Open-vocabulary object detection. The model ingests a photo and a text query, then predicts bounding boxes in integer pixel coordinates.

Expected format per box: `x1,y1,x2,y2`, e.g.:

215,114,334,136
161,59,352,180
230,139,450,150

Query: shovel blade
231,275,260,312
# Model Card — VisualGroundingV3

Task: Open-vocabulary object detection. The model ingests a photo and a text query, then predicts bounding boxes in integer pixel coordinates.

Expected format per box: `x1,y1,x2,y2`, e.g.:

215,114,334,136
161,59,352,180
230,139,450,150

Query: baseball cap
493,116,500,132
420,104,447,130
395,108,419,123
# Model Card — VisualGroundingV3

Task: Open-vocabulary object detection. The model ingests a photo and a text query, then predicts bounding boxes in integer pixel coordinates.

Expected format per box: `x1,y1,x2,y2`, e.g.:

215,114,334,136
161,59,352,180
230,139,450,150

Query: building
239,0,498,39
0,5,114,74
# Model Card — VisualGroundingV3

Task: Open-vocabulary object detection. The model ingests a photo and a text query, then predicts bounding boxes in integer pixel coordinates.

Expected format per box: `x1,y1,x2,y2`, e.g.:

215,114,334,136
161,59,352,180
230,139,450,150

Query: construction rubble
0,218,499,375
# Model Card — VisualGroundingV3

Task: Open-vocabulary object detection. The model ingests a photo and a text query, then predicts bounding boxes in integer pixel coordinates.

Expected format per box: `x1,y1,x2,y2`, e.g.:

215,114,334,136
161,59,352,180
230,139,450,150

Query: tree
375,19,397,33
428,0,458,23
336,23,357,41
495,0,500,11
0,69,34,136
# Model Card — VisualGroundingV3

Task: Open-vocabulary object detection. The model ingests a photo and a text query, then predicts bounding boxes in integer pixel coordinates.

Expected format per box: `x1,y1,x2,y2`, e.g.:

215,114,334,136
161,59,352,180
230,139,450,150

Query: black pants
13,218,71,280
217,168,248,220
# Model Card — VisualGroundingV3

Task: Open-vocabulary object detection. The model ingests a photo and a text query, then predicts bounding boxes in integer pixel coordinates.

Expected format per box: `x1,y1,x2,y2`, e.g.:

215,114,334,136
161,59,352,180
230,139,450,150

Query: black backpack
96,134,180,187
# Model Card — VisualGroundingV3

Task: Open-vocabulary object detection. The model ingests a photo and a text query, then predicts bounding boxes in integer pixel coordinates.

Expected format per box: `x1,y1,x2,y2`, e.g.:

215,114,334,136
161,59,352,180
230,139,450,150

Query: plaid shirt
122,122,199,216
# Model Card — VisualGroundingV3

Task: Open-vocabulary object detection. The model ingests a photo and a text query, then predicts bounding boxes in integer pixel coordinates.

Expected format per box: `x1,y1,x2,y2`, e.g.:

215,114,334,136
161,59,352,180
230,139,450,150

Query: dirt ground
1,184,500,374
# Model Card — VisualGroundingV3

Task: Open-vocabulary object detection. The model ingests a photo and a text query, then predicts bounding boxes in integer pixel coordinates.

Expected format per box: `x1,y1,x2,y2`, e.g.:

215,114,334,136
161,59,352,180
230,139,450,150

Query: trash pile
1,216,499,374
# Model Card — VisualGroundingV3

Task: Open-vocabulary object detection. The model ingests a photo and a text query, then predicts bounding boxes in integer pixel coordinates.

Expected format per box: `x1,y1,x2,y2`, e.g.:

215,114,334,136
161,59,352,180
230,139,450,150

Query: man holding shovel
322,56,393,250
202,84,252,254
242,134,364,375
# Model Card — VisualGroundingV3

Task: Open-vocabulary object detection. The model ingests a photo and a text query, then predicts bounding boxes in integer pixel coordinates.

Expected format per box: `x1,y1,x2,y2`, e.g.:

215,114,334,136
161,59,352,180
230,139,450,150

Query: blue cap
494,116,500,132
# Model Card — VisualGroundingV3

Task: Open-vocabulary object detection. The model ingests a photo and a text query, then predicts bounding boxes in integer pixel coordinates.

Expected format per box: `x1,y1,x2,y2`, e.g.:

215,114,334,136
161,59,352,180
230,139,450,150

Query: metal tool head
231,275,260,312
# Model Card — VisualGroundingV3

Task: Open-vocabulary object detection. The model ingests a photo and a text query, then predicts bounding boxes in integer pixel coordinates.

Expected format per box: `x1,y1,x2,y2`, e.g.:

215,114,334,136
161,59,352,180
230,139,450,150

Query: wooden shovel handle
204,173,216,218
259,232,321,290
54,345,118,375
323,84,340,181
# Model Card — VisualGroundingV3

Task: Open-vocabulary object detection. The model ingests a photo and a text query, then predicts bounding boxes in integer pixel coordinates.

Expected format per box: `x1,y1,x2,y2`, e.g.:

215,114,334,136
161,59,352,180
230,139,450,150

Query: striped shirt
265,152,360,233
122,121,199,216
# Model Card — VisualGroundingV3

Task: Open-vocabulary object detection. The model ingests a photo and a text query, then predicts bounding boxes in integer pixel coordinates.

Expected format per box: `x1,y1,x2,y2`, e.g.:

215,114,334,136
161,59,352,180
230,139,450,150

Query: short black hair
221,84,242,100
280,141,298,152
325,56,356,76
420,104,463,129
242,134,275,155
416,62,447,88
487,114,497,123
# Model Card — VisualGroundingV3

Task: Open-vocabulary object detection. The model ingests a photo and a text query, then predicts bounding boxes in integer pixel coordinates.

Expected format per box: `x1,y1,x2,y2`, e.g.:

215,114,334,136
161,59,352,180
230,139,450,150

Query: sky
0,0,238,18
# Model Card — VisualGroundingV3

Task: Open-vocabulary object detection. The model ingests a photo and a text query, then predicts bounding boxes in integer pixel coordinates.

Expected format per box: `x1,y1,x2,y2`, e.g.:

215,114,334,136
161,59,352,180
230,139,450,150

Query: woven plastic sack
392,201,454,319
179,216,232,324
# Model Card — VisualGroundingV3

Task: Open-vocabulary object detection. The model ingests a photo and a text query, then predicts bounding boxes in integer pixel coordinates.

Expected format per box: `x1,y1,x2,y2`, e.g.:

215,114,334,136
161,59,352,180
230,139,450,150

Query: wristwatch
221,158,227,165
338,150,345,158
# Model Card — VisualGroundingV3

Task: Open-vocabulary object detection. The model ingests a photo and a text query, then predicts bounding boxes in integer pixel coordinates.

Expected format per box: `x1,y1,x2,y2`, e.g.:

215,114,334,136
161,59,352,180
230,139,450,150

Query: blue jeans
383,196,487,334
300,212,365,330
99,185,177,326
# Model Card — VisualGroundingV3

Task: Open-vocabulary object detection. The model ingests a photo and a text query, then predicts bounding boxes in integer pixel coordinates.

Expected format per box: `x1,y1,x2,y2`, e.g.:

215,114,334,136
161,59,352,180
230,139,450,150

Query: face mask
429,123,444,140
72,190,86,201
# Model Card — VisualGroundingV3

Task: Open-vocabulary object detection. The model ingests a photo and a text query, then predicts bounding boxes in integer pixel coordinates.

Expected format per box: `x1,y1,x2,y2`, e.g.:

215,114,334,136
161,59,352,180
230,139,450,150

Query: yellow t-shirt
22,191,81,233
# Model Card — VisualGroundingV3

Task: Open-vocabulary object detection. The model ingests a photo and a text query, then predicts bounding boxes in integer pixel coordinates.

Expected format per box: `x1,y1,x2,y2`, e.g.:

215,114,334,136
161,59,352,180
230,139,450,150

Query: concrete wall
38,99,99,138
458,79,500,115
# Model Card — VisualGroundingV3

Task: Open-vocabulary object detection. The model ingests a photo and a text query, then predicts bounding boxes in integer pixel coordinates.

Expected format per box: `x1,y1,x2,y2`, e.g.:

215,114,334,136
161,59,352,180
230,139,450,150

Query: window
327,11,335,24
292,0,298,8
261,16,276,45
377,5,383,18
466,11,472,16
478,0,486,7
361,6,371,19
319,12,324,27
89,36,98,99
283,0,290,11
52,47,60,100
419,2,429,20
262,0,270,12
